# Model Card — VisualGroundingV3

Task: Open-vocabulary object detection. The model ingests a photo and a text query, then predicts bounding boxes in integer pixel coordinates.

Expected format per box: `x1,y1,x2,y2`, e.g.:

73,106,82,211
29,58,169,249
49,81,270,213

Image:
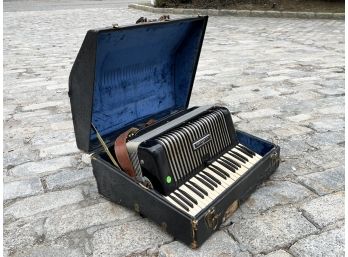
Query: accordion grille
155,109,232,182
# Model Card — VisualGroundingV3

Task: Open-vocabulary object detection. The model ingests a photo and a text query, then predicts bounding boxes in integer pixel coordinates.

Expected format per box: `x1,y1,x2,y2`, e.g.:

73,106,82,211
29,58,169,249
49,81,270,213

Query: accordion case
69,16,280,248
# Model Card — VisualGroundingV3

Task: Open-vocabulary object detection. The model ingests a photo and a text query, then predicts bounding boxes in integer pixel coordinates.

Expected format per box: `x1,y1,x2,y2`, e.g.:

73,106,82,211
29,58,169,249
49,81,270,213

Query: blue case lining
237,131,274,156
91,20,205,140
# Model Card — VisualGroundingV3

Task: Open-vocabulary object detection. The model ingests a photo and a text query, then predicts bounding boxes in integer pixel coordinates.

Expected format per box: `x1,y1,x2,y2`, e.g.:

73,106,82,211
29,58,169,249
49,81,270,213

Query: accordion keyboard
164,143,262,217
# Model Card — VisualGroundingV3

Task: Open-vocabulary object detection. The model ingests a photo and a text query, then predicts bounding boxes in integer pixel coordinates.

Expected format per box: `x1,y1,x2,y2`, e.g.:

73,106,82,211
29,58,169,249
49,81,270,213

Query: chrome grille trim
156,109,232,182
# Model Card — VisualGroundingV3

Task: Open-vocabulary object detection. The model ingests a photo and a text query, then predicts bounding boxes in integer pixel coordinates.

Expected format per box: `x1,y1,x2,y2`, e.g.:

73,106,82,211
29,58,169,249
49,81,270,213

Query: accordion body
128,106,236,195
69,16,280,248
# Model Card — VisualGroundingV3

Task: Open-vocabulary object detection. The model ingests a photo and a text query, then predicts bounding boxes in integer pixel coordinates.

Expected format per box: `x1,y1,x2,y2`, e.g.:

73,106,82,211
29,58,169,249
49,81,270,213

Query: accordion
124,106,264,218
69,16,280,248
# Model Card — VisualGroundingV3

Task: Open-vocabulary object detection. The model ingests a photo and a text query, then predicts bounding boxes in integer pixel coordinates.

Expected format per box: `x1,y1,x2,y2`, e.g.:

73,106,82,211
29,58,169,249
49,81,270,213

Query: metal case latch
271,151,280,166
205,208,220,230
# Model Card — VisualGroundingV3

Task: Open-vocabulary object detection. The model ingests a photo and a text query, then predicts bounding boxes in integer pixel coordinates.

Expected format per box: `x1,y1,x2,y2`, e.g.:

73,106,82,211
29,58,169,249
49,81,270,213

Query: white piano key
212,162,242,179
165,196,190,214
172,191,202,215
204,168,233,188
179,184,208,209
233,148,258,165
196,174,225,195
181,183,210,203
174,187,202,209
190,177,220,199
223,152,253,169
202,169,229,188
230,148,257,164
216,157,243,174
187,179,216,201
230,159,248,175
237,144,262,161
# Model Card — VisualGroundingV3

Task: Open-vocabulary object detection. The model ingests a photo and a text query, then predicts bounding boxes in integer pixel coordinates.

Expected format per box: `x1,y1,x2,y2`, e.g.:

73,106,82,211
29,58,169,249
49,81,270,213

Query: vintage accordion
69,16,280,248
124,105,264,217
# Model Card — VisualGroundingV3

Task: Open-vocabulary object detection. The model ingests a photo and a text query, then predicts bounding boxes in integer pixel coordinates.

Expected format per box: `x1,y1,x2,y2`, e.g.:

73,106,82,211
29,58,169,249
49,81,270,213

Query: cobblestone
289,227,344,257
45,201,137,239
3,3,344,257
297,166,344,195
92,219,173,257
12,246,84,257
4,177,43,201
45,167,94,190
305,146,344,170
229,208,318,254
39,141,79,158
309,118,345,132
9,156,76,177
240,181,313,213
159,231,249,257
238,108,281,120
4,218,46,255
5,188,84,219
257,250,293,257
300,192,344,228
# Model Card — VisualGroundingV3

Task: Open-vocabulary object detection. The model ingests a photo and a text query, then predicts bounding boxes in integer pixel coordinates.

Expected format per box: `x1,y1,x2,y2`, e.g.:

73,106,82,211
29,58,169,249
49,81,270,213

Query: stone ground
3,1,345,256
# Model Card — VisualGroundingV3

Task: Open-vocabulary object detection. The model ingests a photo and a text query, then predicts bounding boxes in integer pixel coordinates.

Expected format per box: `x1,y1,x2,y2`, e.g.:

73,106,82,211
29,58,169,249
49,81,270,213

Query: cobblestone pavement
4,0,133,12
3,4,344,257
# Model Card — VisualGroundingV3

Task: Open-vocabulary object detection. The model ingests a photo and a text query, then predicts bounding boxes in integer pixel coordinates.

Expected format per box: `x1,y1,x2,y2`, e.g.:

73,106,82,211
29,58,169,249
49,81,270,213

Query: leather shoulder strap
114,127,139,178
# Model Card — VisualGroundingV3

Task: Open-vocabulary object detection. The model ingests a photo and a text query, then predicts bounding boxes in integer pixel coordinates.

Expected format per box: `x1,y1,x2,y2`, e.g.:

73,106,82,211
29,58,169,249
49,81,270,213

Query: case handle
136,15,170,24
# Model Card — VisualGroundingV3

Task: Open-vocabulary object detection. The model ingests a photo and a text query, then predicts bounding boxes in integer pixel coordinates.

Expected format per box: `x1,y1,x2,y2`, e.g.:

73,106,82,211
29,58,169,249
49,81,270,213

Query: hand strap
114,127,139,178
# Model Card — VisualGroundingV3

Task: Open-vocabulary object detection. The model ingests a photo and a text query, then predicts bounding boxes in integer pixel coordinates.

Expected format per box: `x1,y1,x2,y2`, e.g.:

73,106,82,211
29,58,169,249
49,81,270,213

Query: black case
69,16,280,248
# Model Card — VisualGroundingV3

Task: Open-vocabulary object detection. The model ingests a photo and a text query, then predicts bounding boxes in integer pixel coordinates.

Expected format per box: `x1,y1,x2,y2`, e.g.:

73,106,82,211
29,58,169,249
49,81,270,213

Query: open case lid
69,16,208,153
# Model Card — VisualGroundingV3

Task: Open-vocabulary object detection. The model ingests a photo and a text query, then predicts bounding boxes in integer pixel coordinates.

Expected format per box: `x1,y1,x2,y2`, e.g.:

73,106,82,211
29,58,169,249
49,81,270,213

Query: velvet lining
236,131,274,156
90,19,206,141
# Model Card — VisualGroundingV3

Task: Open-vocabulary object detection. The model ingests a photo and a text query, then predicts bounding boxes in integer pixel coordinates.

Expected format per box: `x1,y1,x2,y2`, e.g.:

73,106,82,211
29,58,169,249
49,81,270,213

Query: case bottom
91,129,280,248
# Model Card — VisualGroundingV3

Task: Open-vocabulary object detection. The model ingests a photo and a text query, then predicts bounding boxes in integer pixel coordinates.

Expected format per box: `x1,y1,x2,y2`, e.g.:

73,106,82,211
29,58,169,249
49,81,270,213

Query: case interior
92,21,204,140
69,17,208,153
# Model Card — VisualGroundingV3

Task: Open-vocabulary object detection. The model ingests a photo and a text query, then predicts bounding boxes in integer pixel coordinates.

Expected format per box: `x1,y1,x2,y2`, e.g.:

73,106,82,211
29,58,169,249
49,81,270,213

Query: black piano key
209,165,229,178
211,163,234,176
227,151,246,163
188,181,209,196
218,159,238,172
200,173,218,188
178,188,198,205
230,150,248,162
202,171,221,185
174,192,194,208
195,176,215,190
237,145,255,157
186,183,205,199
221,155,241,168
169,195,190,211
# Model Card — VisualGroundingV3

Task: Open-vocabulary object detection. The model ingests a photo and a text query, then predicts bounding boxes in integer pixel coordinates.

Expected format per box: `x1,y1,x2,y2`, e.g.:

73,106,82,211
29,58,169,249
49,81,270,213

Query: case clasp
205,208,220,230
271,151,280,166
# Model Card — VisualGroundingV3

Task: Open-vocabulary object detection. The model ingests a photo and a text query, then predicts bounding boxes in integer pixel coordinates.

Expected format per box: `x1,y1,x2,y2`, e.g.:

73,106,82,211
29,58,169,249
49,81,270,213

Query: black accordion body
69,16,280,248
130,106,236,195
